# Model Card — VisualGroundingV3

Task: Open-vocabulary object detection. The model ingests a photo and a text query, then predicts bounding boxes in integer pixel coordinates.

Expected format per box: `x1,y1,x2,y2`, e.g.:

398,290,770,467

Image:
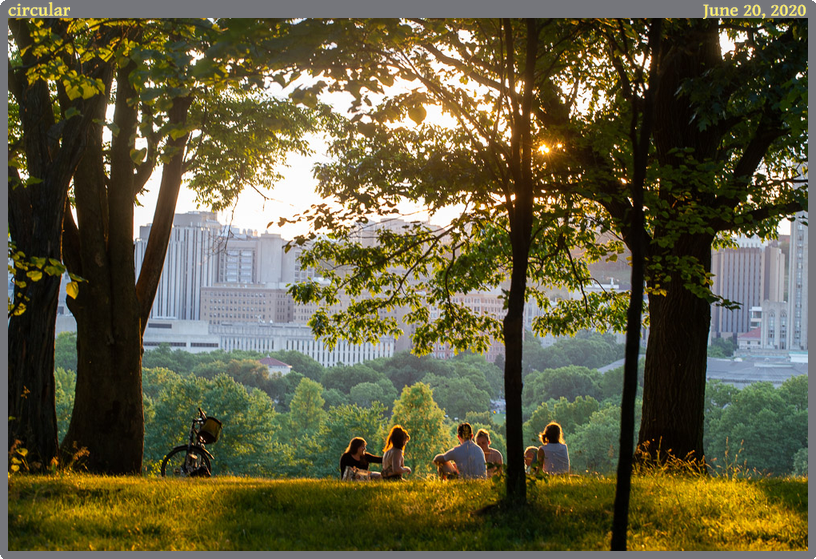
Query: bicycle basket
198,417,222,444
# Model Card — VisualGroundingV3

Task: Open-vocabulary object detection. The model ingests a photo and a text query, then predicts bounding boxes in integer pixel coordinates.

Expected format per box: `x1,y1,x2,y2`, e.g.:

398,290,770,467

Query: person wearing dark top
339,437,383,480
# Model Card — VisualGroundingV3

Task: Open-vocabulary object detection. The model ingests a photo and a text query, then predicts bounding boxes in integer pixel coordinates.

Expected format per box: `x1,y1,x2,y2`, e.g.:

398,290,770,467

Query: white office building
134,212,222,320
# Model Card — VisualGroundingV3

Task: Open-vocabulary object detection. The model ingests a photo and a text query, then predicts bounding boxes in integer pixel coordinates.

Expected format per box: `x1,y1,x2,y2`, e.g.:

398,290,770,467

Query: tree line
54,332,807,478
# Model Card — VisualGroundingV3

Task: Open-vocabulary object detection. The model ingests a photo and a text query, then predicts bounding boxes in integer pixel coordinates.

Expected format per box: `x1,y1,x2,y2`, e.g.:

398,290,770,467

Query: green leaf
64,83,82,100
130,148,147,163
169,127,188,141
26,270,43,282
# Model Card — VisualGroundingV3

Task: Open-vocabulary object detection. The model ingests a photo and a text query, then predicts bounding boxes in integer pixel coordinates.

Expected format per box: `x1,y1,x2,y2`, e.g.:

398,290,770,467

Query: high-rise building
213,229,308,287
786,212,808,350
710,236,786,339
135,213,317,321
134,211,222,320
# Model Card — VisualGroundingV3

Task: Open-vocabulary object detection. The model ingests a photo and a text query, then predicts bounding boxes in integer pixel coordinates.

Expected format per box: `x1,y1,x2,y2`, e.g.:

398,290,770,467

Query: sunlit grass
7,473,807,550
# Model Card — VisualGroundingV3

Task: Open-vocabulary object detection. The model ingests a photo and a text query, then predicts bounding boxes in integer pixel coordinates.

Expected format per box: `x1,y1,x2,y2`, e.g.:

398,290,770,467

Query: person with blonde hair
537,421,570,475
475,428,504,477
432,422,487,479
381,425,412,480
524,445,540,474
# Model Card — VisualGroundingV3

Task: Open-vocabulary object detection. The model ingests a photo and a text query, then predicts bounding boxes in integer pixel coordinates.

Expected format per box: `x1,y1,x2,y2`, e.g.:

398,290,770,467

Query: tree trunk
60,63,145,473
8,275,61,469
7,18,101,468
635,20,719,469
500,17,537,506
8,107,65,469
638,234,712,468
61,290,145,473
503,268,528,504
611,18,661,550
60,61,190,474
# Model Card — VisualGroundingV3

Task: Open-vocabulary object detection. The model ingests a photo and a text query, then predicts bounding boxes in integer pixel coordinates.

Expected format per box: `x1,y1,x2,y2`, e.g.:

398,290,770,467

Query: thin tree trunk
503,269,528,504
501,17,538,506
611,18,661,551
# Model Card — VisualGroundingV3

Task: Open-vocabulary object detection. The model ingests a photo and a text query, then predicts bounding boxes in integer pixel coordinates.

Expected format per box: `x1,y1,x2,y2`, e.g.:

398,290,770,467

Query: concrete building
134,212,316,323
213,229,310,287
710,236,786,340
706,356,807,388
134,212,222,320
786,212,808,350
210,322,394,367
200,284,294,324
759,299,789,350
350,217,433,248
142,319,220,353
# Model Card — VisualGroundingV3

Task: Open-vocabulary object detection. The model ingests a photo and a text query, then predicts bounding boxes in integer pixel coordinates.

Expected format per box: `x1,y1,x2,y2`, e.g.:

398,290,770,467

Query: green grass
7,473,807,550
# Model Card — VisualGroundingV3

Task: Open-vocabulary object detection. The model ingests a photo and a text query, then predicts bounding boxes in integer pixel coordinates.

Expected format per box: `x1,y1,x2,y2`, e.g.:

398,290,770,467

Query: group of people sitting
339,421,570,481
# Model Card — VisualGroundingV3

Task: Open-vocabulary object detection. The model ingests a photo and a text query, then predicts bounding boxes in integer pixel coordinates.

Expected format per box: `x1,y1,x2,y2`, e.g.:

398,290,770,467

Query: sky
133,148,323,239
132,99,462,240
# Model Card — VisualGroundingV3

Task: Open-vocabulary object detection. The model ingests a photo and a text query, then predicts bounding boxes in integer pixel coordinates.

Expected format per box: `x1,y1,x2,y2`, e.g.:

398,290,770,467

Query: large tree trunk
7,18,108,468
8,143,66,469
60,61,190,474
8,272,61,469
60,63,145,473
635,20,720,469
638,234,712,468
61,286,145,473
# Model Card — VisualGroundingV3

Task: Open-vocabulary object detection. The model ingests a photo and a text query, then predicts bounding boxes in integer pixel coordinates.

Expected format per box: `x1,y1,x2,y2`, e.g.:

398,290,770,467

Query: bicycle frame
161,407,215,477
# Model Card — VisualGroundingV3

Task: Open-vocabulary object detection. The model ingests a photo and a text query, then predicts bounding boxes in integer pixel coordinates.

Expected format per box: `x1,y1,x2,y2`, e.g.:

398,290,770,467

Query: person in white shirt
537,421,570,475
381,425,412,480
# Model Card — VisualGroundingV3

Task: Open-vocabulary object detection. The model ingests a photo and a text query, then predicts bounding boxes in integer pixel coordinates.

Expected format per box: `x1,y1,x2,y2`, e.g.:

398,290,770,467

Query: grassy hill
7,473,807,550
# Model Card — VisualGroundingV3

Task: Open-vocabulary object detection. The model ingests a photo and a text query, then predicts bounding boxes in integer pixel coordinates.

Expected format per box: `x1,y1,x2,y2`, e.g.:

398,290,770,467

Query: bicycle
160,407,222,478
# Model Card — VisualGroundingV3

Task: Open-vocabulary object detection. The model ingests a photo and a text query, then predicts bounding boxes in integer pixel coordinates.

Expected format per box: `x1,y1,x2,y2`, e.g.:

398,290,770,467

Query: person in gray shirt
433,422,487,479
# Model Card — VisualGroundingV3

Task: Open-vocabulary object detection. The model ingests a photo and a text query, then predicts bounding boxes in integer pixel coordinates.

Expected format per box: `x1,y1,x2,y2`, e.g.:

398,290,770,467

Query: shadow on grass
752,477,807,515
199,476,631,550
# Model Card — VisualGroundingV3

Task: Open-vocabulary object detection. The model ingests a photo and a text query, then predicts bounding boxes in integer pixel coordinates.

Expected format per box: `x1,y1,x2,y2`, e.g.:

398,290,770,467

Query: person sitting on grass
475,428,504,477
524,445,540,474
339,437,382,480
537,421,570,475
433,422,487,480
381,425,412,480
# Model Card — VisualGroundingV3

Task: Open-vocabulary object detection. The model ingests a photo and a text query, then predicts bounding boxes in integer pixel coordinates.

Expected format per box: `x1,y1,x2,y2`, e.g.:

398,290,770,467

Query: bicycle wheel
160,445,211,478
